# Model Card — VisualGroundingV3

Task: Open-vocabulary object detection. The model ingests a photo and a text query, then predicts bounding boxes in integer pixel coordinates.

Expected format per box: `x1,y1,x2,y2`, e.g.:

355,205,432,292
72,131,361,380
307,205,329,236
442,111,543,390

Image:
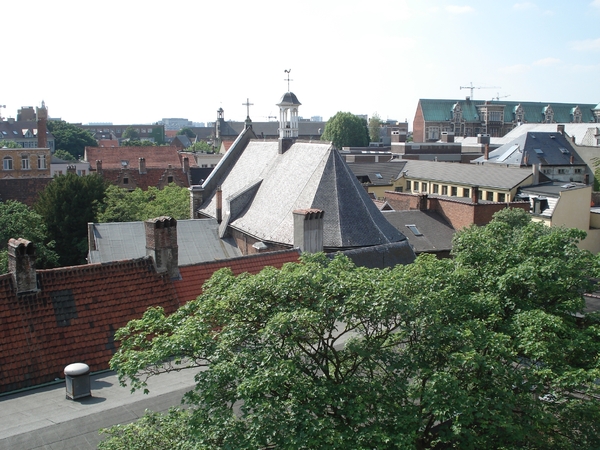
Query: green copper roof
419,99,598,123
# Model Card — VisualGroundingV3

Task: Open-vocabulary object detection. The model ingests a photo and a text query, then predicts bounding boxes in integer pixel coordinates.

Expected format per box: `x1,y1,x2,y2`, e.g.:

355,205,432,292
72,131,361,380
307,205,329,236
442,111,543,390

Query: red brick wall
412,102,425,143
230,228,290,255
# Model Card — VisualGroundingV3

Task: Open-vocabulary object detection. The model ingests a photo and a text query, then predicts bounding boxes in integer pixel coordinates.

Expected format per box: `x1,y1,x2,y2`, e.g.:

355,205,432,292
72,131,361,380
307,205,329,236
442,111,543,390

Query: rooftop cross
242,98,254,119
284,69,293,92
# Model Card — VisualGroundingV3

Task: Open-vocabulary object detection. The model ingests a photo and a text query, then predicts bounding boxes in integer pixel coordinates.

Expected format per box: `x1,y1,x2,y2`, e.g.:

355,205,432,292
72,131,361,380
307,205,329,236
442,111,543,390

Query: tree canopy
177,127,196,139
97,184,190,223
368,112,383,143
105,209,600,449
122,126,140,141
0,140,21,149
321,112,369,149
0,200,59,274
34,173,108,266
53,149,76,161
47,120,97,159
184,140,214,153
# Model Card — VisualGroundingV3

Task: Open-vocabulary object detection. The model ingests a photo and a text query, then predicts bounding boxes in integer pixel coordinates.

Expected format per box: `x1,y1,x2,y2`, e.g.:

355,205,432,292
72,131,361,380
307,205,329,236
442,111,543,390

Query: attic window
375,172,383,179
559,148,569,154
406,224,423,236
534,148,543,154
12,130,18,135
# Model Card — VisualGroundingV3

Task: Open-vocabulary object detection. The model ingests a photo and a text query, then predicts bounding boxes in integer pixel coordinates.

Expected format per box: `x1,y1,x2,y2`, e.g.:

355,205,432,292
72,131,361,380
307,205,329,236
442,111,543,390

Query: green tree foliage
177,127,196,139
322,111,369,149
53,149,76,161
47,120,97,159
0,140,21,148
122,126,140,141
123,140,156,147
368,112,383,143
184,140,214,153
0,201,59,274
107,209,600,449
97,184,190,223
34,173,108,266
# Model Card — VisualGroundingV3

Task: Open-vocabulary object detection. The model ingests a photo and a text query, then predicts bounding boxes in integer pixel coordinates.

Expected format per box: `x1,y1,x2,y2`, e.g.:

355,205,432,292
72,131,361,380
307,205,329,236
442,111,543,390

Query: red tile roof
85,146,197,169
0,258,179,393
175,249,301,303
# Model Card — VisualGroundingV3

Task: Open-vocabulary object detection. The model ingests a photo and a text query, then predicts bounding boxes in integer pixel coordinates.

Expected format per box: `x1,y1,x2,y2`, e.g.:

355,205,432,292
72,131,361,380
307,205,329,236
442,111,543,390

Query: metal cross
242,98,254,118
284,69,293,92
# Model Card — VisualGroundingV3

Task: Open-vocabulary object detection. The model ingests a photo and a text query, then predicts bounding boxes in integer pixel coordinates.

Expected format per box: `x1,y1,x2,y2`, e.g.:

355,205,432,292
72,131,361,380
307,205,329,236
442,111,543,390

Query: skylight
534,148,543,154
375,172,383,179
406,224,423,236
559,148,569,154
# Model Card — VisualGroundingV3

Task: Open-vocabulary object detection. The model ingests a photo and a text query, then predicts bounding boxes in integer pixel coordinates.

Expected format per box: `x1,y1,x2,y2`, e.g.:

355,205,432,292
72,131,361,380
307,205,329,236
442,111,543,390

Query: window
394,186,403,192
575,168,582,174
121,160,128,167
167,176,174,183
498,193,506,202
375,172,383,179
463,188,470,198
3,156,13,170
406,180,412,190
486,191,494,201
421,183,428,193
558,169,566,174
38,154,46,169
21,155,30,170
77,170,86,176
451,186,458,196
405,224,423,236
432,184,439,194
414,181,420,191
123,177,129,184
442,185,448,196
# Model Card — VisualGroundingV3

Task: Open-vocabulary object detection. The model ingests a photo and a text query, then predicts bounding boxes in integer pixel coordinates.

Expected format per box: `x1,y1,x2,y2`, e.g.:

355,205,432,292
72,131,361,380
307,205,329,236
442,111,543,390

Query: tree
97,184,190,223
122,139,156,147
177,127,196,139
53,149,76,161
321,112,369,148
0,200,59,274
122,126,140,141
106,209,600,449
34,173,108,266
184,140,214,153
150,126,165,145
0,140,21,148
47,120,97,159
368,112,383,143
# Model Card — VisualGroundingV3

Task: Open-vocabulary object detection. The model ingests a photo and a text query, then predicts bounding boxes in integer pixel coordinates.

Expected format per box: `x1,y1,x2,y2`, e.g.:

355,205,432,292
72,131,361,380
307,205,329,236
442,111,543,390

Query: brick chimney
67,164,76,174
138,157,146,174
182,156,190,174
293,209,324,253
484,143,489,160
36,102,48,149
145,217,180,279
471,186,479,204
189,185,204,219
418,193,428,211
96,160,103,175
570,155,575,164
216,186,223,224
8,238,38,294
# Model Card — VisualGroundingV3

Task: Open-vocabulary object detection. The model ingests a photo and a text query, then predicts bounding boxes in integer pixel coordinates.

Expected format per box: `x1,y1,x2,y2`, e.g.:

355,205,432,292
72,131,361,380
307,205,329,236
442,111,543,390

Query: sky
2,0,599,130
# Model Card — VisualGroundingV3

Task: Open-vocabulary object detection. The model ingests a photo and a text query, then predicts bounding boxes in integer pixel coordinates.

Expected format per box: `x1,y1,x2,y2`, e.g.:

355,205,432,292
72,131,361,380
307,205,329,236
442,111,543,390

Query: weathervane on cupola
277,69,301,148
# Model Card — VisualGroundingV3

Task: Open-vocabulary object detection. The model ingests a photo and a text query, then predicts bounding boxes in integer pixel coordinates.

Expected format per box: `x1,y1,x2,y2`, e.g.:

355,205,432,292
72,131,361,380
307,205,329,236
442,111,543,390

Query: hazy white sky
2,0,599,129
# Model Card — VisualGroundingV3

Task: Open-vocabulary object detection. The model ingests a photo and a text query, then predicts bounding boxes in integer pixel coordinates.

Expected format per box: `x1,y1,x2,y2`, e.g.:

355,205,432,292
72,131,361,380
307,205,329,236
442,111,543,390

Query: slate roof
327,242,416,269
348,162,406,185
382,210,455,254
84,146,197,169
174,249,301,303
401,160,534,190
472,132,585,166
192,121,325,139
0,258,180,393
199,134,408,250
88,219,242,264
278,91,301,106
499,123,600,146
517,182,589,219
0,120,54,142
418,99,599,123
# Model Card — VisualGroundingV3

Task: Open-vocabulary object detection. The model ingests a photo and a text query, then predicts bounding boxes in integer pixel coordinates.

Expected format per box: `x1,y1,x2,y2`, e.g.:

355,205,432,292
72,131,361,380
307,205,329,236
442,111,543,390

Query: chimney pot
8,238,38,294
138,157,146,174
216,186,223,224
145,217,180,279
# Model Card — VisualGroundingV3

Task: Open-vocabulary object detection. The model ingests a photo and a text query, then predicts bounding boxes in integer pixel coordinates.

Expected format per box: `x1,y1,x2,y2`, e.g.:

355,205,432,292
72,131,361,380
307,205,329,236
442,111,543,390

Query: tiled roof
88,219,242,264
419,99,598,123
0,258,180,393
174,249,301,303
402,159,534,190
84,146,197,169
199,138,407,249
472,132,585,166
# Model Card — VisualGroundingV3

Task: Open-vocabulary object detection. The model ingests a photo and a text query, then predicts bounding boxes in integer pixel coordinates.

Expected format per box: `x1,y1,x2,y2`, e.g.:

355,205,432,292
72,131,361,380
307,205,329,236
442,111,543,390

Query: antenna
284,69,293,92
459,82,500,100
492,93,510,101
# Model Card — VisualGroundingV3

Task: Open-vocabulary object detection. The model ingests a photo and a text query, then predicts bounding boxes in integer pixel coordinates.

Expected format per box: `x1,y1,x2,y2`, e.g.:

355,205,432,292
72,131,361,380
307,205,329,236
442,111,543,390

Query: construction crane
459,82,500,100
492,93,510,101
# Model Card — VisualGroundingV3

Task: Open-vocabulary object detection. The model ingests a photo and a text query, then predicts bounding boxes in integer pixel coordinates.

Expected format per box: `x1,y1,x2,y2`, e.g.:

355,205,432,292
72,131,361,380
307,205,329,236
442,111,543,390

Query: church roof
277,91,301,106
198,137,407,250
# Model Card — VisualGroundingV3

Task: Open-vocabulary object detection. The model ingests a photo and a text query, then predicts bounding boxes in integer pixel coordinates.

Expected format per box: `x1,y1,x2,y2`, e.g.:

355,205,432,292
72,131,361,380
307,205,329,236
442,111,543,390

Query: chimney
36,102,48,149
441,131,454,143
138,157,146,174
145,217,180,279
585,173,590,185
216,186,222,224
8,238,38,294
570,155,575,165
484,143,489,160
293,209,324,253
477,134,490,145
96,160,103,175
188,185,204,219
418,193,428,211
182,156,190,174
557,124,565,134
67,164,76,174
523,151,529,166
532,163,540,185
471,186,479,205
279,137,293,154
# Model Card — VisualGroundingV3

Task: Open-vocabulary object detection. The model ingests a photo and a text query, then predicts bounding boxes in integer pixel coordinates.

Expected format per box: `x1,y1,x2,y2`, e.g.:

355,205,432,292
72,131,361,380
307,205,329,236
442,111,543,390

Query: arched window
3,156,13,170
